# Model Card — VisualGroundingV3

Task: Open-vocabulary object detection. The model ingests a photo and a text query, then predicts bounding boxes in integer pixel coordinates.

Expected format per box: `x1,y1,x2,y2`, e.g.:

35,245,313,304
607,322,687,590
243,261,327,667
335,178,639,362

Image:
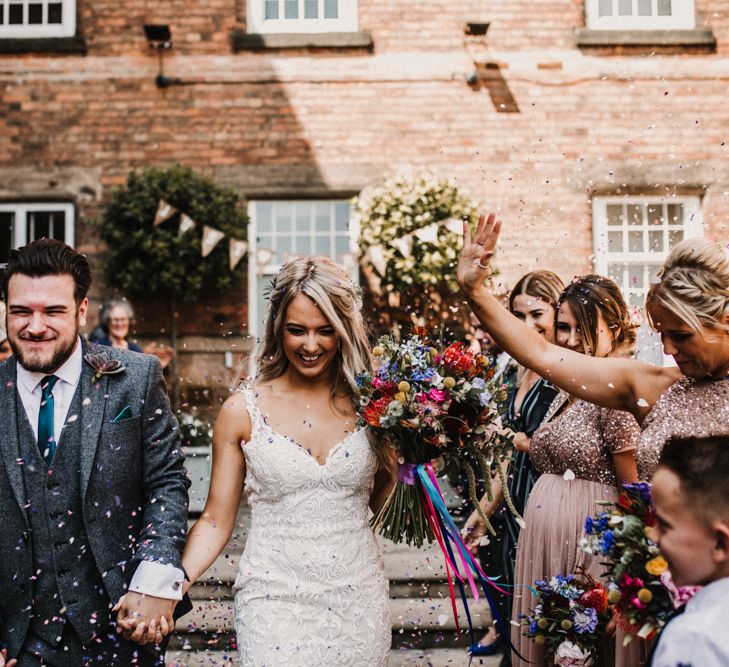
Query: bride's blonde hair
256,257,372,400
647,238,729,335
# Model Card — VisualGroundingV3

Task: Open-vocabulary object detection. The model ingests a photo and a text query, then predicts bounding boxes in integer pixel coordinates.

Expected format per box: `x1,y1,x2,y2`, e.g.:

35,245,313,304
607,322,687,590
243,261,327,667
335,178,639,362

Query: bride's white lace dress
233,387,391,666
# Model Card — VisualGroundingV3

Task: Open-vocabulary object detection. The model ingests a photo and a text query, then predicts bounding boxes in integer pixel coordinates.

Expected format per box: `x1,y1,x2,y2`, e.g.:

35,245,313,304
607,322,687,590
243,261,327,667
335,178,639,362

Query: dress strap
231,382,263,430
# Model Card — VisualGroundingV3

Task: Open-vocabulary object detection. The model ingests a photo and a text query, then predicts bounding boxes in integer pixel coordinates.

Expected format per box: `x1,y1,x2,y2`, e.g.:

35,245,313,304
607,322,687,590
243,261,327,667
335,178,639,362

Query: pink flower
660,571,701,609
428,388,447,403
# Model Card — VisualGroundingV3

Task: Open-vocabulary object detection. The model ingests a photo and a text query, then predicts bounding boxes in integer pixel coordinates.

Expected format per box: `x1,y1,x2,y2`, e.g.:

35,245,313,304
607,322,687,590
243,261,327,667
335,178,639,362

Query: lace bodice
232,386,390,666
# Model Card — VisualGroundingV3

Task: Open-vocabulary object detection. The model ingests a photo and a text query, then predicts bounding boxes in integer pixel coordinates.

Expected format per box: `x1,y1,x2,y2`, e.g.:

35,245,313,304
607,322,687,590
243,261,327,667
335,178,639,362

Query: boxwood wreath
355,173,486,333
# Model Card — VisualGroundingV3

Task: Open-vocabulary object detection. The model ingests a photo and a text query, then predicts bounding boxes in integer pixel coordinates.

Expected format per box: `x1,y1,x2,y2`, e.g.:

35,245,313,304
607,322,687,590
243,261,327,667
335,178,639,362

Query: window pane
0,4,4,25
275,203,292,233
607,231,623,252
657,0,672,15
606,204,623,226
314,235,329,257
628,231,644,253
646,204,663,225
8,3,23,24
627,204,643,226
598,0,613,17
295,206,310,233
629,292,644,309
304,0,317,18
324,0,338,18
0,212,14,264
667,203,683,225
265,0,279,19
608,264,625,286
29,212,50,240
618,0,633,15
668,229,684,246
637,0,652,15
335,234,349,256
334,202,350,231
28,3,43,24
256,202,273,232
284,0,298,19
314,202,331,232
648,230,663,252
277,234,292,261
48,2,63,23
648,264,660,284
50,211,66,242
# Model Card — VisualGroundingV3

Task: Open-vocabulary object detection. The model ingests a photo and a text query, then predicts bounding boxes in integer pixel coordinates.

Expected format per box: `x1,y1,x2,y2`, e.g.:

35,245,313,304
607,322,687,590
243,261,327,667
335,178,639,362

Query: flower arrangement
523,570,610,666
356,328,515,547
581,482,676,642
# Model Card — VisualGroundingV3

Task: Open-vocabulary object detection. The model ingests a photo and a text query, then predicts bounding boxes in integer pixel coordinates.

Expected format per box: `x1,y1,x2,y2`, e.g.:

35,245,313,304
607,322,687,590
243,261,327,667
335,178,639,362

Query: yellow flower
645,556,668,576
397,381,411,393
560,620,572,630
607,589,622,604
394,392,407,404
372,346,384,357
537,618,548,630
637,588,653,604
534,635,545,646
443,377,456,389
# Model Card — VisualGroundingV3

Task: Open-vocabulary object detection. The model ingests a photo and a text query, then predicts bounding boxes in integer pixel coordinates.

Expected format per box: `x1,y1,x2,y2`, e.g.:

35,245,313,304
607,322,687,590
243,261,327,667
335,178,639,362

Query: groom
0,239,190,666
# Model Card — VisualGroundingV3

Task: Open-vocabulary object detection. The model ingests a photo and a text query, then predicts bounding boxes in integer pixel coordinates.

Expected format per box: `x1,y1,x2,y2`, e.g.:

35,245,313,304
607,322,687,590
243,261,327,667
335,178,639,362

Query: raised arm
457,214,677,423
182,392,250,589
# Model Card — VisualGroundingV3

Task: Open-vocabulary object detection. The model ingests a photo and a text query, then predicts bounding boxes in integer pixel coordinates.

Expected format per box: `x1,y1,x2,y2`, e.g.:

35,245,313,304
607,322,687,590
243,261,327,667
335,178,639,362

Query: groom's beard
10,323,80,374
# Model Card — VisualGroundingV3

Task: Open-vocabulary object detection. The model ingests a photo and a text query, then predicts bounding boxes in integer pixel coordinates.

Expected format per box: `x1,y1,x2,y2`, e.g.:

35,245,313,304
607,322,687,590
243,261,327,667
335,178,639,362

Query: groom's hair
2,238,92,305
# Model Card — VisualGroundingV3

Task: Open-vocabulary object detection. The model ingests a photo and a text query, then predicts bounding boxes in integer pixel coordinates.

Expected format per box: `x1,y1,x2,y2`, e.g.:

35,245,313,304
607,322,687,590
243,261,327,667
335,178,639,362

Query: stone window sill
576,28,716,49
232,30,372,52
0,36,87,55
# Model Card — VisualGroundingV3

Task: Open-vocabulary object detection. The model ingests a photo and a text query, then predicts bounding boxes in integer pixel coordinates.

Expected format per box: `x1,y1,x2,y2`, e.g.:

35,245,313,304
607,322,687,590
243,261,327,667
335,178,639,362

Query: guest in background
96,299,143,352
0,302,12,362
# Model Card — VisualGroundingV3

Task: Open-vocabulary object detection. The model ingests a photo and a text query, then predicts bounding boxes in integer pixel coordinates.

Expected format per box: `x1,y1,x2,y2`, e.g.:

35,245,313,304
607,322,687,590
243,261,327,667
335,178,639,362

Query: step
166,648,502,666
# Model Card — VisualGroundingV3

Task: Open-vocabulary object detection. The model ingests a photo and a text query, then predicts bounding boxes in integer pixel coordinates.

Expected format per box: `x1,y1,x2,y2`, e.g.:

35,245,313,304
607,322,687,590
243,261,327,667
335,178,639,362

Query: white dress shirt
16,337,184,601
652,576,729,666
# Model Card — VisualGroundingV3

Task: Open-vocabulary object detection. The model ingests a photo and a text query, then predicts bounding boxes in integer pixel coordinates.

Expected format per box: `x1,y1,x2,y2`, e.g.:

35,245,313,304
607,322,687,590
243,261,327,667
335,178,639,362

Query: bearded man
0,239,190,666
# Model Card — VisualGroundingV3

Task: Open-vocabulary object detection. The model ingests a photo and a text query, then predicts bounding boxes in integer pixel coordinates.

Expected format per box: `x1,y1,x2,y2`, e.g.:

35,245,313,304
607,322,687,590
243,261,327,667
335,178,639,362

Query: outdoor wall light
143,24,180,88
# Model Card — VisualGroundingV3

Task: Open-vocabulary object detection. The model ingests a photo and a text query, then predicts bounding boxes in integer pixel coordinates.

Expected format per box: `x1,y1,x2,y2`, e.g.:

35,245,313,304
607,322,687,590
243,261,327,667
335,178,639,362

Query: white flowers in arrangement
353,172,479,296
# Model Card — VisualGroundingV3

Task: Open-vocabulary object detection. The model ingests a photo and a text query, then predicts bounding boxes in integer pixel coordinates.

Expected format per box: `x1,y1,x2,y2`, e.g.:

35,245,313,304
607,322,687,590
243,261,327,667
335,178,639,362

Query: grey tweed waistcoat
18,382,108,647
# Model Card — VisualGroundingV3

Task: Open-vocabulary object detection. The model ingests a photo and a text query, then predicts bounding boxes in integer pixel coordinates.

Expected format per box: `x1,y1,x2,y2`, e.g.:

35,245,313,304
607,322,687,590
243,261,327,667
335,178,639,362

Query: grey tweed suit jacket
0,341,191,656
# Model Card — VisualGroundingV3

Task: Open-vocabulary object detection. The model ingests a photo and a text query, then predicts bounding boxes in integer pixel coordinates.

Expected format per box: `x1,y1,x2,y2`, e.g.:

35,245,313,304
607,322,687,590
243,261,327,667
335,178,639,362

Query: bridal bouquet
356,328,515,547
581,482,676,642
523,570,610,666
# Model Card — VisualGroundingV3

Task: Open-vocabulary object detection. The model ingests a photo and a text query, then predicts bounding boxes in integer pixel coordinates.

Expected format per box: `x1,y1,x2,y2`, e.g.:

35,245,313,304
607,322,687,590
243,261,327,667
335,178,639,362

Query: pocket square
112,406,133,422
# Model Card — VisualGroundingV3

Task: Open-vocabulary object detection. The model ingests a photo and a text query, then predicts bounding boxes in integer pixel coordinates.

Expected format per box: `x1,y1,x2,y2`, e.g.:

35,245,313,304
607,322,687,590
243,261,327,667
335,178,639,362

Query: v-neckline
250,394,361,468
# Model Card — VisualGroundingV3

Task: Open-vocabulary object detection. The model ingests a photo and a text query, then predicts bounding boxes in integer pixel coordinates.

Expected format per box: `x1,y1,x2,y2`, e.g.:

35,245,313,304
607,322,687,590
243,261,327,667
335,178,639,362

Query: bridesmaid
508,275,641,667
457,215,729,480
464,270,563,658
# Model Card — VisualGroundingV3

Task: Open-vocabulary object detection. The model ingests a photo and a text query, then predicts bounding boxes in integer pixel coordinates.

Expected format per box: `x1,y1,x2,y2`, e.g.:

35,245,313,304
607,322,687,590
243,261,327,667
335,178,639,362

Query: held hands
114,592,175,646
457,212,503,295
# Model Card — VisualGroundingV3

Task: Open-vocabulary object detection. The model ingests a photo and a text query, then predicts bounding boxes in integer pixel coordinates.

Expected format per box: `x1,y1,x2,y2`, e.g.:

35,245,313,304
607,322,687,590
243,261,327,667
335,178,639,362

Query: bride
180,258,395,666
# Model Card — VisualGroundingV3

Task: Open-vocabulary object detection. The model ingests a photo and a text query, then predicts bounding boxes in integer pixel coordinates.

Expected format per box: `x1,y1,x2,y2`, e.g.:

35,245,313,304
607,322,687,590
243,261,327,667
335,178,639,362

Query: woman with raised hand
180,258,395,667
464,270,563,658
458,214,729,482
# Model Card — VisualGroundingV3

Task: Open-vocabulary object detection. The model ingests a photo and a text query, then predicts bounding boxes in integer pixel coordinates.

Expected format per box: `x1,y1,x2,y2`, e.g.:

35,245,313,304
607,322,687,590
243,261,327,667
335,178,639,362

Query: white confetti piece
479,535,491,547
82,397,91,406
637,398,649,407
66,414,78,423
563,469,576,481
437,614,448,626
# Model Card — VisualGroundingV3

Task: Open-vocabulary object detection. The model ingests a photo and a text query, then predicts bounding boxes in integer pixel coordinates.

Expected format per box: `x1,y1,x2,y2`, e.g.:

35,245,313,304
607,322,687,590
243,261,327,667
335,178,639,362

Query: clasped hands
113,591,176,646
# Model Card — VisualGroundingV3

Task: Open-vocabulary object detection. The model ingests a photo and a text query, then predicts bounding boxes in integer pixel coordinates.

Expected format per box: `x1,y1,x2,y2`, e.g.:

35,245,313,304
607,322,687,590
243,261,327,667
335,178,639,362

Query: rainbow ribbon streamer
415,462,524,662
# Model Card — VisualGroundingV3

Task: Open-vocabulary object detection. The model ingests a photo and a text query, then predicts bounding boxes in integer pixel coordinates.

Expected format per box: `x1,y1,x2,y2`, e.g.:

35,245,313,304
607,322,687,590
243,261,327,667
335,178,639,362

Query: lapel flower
84,351,126,384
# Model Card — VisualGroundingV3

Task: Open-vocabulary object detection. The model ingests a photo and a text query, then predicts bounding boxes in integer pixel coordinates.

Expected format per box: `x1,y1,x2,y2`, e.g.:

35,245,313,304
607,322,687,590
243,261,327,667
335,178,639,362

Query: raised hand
114,592,175,646
457,212,502,295
0,648,18,667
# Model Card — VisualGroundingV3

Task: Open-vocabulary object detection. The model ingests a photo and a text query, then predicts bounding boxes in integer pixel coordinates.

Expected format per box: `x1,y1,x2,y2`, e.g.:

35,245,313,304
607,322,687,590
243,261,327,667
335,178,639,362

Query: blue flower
411,368,435,382
584,516,594,534
597,514,610,531
528,620,538,634
599,530,616,554
571,606,598,635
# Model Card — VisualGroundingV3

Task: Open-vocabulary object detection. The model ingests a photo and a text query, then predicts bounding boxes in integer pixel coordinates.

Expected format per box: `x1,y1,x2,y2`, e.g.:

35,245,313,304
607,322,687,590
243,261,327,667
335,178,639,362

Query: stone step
166,648,501,666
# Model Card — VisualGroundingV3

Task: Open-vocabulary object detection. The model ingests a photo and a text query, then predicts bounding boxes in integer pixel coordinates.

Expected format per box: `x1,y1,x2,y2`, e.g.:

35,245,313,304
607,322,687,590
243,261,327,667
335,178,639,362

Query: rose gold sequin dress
510,394,644,667
638,376,729,480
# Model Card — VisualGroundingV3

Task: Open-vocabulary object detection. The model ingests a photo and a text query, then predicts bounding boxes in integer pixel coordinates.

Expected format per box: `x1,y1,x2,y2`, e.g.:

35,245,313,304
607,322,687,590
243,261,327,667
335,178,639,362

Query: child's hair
256,257,371,400
647,238,729,336
509,270,564,313
659,435,729,524
559,274,637,357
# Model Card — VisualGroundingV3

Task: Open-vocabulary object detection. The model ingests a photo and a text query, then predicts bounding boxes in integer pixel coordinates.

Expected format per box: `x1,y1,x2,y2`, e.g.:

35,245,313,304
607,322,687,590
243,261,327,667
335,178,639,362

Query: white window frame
0,202,75,265
247,198,358,372
0,0,76,38
247,0,357,34
585,0,695,30
592,194,703,365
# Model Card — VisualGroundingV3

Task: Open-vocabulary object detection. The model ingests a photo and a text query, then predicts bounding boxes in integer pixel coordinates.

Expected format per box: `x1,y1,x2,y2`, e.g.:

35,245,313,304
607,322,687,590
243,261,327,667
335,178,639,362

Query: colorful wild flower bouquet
356,329,515,547
524,570,610,666
581,482,676,642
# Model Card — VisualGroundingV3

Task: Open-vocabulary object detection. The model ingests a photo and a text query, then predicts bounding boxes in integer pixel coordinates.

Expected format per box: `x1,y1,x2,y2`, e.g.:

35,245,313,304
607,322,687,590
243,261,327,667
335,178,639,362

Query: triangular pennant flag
444,217,465,235
201,225,225,258
178,213,196,236
366,245,387,276
256,247,274,266
229,239,249,271
391,235,413,259
153,199,177,226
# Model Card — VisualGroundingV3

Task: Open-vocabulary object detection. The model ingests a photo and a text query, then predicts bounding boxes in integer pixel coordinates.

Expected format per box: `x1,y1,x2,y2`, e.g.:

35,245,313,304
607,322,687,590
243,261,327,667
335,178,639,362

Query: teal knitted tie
38,375,59,465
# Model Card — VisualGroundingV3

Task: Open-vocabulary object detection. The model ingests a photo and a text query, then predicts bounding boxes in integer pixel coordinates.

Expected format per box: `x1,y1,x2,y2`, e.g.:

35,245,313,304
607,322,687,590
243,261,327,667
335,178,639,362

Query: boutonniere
84,351,126,384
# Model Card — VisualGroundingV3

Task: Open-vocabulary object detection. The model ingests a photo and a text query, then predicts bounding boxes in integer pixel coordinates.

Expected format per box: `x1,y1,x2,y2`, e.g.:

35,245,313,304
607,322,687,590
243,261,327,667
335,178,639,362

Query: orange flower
442,342,476,376
362,397,390,427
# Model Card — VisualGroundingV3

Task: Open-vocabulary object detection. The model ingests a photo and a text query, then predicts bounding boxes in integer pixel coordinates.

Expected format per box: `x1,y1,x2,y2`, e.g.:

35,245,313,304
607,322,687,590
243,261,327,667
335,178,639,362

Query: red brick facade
1,0,727,394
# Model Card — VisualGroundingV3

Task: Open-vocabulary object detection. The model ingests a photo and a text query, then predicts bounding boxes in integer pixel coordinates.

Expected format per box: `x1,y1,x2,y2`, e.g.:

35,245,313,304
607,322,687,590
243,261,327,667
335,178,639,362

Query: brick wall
1,0,728,393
